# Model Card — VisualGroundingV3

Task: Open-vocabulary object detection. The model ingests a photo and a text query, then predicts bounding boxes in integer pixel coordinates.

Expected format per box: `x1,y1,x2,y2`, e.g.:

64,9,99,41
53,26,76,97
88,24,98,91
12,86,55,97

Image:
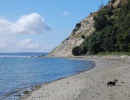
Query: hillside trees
72,0,130,55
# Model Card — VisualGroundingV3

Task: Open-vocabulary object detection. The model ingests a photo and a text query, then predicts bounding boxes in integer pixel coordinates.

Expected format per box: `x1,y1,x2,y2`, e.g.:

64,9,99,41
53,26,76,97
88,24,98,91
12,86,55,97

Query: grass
96,52,130,56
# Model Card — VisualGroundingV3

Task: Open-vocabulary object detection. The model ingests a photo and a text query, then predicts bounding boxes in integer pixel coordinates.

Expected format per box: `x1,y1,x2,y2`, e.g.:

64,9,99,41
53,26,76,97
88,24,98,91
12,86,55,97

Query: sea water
0,53,94,98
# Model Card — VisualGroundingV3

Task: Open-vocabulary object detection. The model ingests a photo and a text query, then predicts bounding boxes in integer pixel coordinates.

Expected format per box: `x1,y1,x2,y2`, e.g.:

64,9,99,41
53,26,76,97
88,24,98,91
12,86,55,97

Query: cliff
49,15,95,57
48,0,122,57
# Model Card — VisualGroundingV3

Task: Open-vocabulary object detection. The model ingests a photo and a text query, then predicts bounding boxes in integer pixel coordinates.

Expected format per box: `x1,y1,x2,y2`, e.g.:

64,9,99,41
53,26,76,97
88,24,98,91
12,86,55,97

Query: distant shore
18,56,130,100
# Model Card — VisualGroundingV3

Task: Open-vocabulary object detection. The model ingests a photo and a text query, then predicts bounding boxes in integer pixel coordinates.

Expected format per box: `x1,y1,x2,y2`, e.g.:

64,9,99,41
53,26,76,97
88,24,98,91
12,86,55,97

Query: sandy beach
20,56,130,100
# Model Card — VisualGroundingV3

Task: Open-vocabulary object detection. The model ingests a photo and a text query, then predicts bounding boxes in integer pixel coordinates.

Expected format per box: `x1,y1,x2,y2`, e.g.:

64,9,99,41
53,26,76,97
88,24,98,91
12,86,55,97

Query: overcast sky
0,0,109,53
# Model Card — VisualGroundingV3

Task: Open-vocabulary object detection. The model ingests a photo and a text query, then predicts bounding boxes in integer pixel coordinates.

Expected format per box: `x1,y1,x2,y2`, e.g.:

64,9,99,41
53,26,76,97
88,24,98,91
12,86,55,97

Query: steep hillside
49,0,123,57
72,0,130,56
49,15,95,57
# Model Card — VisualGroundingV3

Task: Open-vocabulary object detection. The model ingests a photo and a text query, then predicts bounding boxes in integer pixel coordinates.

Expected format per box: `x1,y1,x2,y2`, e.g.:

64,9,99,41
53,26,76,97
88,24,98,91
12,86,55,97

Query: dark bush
81,35,85,39
72,46,80,56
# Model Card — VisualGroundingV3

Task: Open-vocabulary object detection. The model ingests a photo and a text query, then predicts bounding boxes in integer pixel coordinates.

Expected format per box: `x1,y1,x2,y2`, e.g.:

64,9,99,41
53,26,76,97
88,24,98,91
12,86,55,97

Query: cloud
0,13,52,34
17,38,40,49
0,37,52,52
63,11,70,16
0,38,16,52
0,40,10,48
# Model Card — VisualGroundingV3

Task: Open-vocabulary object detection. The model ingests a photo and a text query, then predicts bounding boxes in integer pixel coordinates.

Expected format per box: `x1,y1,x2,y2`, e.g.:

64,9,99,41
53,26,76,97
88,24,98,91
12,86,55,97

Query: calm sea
0,53,94,99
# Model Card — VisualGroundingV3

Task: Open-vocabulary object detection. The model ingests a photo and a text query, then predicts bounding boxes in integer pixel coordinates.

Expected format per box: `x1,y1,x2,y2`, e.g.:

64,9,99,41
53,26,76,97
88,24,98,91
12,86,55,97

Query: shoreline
21,56,130,100
2,57,95,100
3,56,130,100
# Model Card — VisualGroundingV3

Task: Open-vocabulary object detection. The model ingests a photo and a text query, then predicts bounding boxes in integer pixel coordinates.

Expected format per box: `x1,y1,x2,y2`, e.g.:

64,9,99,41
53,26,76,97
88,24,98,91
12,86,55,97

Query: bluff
49,0,123,57
48,15,95,57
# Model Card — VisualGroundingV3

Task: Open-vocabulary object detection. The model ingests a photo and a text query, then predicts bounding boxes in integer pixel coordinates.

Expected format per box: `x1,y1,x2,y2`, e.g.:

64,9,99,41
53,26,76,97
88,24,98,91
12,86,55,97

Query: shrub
81,35,85,39
72,46,80,56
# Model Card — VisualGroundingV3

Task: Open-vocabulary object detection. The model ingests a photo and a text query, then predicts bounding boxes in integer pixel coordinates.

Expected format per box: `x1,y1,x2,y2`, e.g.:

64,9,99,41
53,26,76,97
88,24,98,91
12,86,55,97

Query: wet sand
21,56,130,100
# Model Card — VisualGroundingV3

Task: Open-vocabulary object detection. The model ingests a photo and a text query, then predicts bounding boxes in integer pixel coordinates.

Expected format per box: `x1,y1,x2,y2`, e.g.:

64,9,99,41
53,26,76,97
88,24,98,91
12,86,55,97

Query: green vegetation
72,46,80,56
23,90,29,94
81,34,85,39
96,52,130,56
72,0,130,56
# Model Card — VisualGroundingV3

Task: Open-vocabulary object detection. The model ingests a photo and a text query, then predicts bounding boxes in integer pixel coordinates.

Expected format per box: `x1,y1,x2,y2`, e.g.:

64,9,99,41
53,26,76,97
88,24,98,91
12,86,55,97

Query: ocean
0,52,94,99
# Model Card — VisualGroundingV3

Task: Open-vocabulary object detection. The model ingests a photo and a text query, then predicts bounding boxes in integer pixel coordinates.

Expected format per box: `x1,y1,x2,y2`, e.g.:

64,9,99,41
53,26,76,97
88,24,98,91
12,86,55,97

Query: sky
0,0,109,53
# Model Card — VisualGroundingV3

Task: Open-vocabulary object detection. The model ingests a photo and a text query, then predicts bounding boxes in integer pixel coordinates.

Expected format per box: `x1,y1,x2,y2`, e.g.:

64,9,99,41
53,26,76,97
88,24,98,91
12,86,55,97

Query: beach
21,56,130,100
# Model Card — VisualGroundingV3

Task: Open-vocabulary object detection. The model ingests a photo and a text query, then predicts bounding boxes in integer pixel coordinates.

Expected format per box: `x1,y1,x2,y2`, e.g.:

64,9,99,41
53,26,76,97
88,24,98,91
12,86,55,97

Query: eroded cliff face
48,0,122,57
48,15,95,57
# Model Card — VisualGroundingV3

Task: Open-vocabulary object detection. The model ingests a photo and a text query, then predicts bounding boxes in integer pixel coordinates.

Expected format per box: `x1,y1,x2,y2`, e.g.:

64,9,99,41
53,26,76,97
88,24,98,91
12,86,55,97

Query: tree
72,46,80,56
94,10,112,31
72,0,130,55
